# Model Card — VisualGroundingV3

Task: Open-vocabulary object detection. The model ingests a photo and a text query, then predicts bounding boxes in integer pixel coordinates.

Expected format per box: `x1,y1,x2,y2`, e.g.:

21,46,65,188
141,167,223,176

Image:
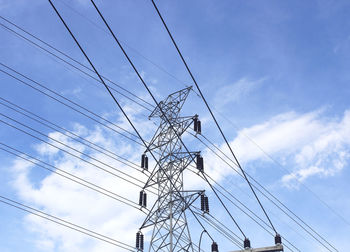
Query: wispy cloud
213,77,266,108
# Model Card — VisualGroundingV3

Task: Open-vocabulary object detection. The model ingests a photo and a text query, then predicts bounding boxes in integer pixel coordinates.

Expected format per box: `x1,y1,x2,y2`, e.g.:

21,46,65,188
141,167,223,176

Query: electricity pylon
137,87,203,252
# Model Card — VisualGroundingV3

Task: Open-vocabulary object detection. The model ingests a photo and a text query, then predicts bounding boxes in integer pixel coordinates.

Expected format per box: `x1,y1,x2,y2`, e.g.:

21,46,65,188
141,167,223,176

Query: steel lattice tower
138,87,202,252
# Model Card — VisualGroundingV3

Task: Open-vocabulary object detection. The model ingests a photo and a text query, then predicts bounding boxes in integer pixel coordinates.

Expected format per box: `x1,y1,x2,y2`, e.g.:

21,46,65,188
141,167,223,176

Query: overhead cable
0,195,135,251
0,16,154,111
0,117,158,196
0,142,145,212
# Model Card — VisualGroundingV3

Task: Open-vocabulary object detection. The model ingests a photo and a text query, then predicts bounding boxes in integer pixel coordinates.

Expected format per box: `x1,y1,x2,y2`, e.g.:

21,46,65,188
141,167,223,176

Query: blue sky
1,0,350,251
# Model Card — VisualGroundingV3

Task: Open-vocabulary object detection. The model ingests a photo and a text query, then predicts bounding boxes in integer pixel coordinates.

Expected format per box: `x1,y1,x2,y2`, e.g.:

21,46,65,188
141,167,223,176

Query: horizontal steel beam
230,244,283,252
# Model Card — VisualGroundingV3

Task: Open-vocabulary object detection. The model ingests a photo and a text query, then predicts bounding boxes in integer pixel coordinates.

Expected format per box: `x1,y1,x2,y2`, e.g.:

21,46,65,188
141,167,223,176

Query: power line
0,142,145,212
0,97,143,173
0,195,136,251
0,117,158,196
0,63,141,144
0,23,151,113
0,113,149,188
0,64,160,167
150,0,278,235
0,98,142,171
0,16,154,112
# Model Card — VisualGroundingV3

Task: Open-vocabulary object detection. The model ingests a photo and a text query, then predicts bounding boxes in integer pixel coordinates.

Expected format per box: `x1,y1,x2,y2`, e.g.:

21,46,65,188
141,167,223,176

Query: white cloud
174,108,350,193
231,110,326,163
209,109,350,188
10,119,148,251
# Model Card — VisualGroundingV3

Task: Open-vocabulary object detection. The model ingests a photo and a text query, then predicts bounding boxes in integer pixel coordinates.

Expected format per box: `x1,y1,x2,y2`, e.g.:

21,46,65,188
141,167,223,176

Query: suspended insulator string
0,118,158,196
0,17,154,111
192,133,337,252
0,97,144,173
0,63,140,142
150,0,278,235
0,196,135,251
0,143,146,212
